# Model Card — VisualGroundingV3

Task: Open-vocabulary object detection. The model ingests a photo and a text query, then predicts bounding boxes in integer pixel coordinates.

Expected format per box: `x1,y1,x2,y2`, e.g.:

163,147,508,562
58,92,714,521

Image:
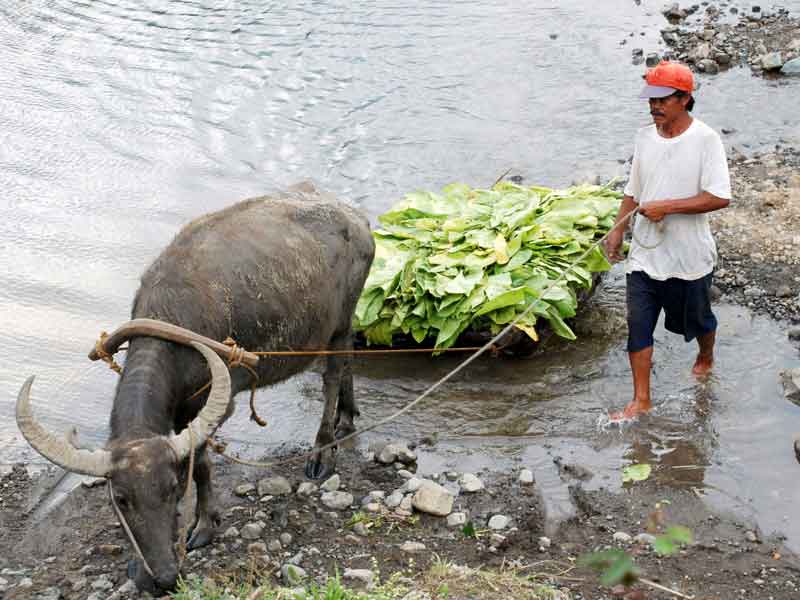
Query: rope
94,332,123,374
176,426,195,568
207,205,644,471
108,480,156,579
630,214,666,250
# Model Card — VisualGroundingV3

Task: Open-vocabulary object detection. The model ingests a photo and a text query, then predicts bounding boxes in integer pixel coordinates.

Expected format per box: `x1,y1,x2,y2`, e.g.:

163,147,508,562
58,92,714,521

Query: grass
169,556,572,600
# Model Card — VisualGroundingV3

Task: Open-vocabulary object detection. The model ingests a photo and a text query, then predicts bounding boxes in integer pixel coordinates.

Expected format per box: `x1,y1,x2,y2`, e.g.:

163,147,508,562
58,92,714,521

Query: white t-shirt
623,118,731,281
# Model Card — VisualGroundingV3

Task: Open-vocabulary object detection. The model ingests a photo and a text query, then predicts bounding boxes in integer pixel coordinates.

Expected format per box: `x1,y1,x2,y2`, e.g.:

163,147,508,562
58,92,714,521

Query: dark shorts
626,270,717,352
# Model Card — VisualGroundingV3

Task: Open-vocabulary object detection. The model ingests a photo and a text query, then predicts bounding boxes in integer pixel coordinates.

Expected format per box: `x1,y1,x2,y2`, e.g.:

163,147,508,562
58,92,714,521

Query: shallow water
2,0,800,550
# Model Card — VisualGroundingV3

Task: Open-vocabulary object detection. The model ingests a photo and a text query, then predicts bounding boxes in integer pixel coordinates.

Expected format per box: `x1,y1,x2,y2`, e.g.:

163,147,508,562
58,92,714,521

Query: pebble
613,531,633,544
281,564,307,585
91,575,114,591
321,491,354,510
247,542,267,555
376,442,417,465
240,522,265,540
411,481,454,517
634,533,657,546
745,530,759,543
353,522,368,536
268,539,282,552
397,469,415,479
490,533,507,547
36,587,62,600
296,482,318,497
343,568,376,587
234,483,255,497
518,469,534,485
320,474,341,492
789,328,800,341
403,477,423,493
257,476,293,496
488,515,510,530
18,577,33,588
280,532,293,546
538,536,552,549
401,541,427,553
447,512,467,527
0,578,7,593
458,473,484,493
223,526,239,539
385,490,404,508
364,502,382,513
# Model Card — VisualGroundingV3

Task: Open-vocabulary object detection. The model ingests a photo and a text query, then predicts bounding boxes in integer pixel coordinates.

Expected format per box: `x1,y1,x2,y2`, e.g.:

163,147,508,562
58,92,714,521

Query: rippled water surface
2,0,800,550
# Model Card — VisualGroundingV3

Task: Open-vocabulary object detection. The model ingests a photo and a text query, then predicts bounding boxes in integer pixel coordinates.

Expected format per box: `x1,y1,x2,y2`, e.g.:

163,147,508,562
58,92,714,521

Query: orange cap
639,61,694,98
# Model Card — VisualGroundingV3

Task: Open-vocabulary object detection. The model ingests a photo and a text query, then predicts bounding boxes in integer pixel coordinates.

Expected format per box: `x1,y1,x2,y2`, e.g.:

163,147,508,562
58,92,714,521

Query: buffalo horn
171,342,232,459
16,376,112,477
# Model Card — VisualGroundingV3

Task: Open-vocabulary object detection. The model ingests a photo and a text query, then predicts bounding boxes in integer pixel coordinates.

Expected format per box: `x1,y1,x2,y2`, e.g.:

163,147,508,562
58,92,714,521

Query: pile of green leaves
354,181,622,350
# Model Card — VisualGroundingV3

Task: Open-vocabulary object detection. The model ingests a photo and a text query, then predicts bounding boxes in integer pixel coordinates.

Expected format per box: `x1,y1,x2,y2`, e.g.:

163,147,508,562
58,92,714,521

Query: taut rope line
92,203,643,471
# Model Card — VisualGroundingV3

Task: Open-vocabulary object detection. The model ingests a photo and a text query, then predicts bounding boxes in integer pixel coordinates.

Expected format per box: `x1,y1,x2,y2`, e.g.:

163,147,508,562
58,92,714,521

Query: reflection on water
1,0,800,553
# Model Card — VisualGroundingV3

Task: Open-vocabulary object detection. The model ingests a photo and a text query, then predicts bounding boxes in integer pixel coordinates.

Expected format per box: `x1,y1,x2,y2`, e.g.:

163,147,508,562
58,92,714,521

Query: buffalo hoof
187,512,220,550
335,418,356,440
795,438,800,464
305,447,336,480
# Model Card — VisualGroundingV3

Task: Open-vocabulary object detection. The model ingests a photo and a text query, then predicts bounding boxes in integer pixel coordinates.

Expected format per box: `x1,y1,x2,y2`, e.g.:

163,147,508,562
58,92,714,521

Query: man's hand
605,229,625,263
638,201,670,222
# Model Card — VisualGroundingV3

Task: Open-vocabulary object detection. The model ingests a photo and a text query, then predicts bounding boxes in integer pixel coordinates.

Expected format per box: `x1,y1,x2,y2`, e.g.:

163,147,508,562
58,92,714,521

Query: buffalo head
16,342,231,591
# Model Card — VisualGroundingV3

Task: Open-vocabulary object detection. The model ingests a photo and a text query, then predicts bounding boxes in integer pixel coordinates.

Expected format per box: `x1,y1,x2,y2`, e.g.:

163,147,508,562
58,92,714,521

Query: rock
709,284,723,301
403,477,423,493
92,575,114,591
385,490,404,508
248,542,267,555
397,469,415,479
662,3,688,20
281,564,307,585
321,491,354,510
115,579,137,596
320,474,341,492
518,469,534,485
788,328,800,341
368,491,386,501
761,52,784,70
745,530,759,543
234,483,255,497
538,536,552,549
646,52,661,67
458,473,484,493
296,482,318,497
401,592,432,600
697,59,720,74
0,578,7,593
364,502,382,513
401,541,426,553
634,533,657,546
490,533,507,547
782,58,800,75
689,42,712,61
613,532,633,544
240,522,265,540
447,512,468,527
777,285,794,298
376,443,417,465
257,476,292,496
94,544,122,556
353,522,368,536
280,532,293,546
35,588,61,600
399,495,414,512
411,481,454,517
81,476,107,488
781,368,800,403
343,568,376,588
18,577,33,588
488,515,510,530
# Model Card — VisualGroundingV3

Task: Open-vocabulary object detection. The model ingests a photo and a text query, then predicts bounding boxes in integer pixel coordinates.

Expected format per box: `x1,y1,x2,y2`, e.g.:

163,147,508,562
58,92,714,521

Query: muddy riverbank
2,441,800,600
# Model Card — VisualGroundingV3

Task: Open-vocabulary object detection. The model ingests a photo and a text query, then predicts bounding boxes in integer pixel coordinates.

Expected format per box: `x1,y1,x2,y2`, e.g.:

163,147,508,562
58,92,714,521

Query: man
605,61,731,420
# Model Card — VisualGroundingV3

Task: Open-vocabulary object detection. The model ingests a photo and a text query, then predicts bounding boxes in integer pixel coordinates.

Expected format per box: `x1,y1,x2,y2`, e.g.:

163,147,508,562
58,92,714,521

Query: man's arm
604,194,638,263
638,192,730,222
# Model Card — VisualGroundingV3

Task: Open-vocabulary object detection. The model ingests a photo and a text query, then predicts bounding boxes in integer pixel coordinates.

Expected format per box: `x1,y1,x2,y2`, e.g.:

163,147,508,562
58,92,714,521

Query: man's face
648,92,688,125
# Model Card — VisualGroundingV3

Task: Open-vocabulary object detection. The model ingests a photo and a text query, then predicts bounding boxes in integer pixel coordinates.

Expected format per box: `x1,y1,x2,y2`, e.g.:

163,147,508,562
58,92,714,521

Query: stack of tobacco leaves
354,181,622,351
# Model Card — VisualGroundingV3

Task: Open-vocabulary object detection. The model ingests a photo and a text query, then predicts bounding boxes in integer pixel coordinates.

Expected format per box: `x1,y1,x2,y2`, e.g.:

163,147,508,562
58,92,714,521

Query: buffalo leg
305,333,347,479
187,445,220,550
335,356,358,440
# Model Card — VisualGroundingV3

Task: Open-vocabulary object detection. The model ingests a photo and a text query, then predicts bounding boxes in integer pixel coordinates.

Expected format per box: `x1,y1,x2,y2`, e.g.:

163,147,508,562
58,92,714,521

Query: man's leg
692,330,715,376
612,272,660,420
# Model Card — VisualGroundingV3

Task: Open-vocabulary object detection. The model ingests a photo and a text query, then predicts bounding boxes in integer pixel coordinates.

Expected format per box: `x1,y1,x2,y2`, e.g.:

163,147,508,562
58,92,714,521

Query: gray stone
320,474,341,492
248,542,268,555
385,490,404,509
222,526,239,539
777,285,794,298
662,3,688,20
280,532,293,546
234,483,255,497
376,443,417,465
782,58,800,75
697,59,720,74
488,515,510,530
781,368,800,403
613,531,633,544
257,476,292,496
518,469,534,485
401,541,426,553
18,577,33,588
411,481,454,517
634,533,657,546
115,579,137,596
240,522,264,540
364,502,382,513
447,512,467,527
788,328,800,341
353,522,368,536
321,491,354,510
689,42,712,61
397,469,414,479
458,473,484,493
296,482,318,497
399,494,413,512
538,536,552,549
745,530,759,543
35,588,61,600
761,52,784,70
646,53,661,67
343,568,375,587
403,477,423,493
281,564,307,585
490,533,507,547
268,539,282,552
92,575,114,591
0,577,7,594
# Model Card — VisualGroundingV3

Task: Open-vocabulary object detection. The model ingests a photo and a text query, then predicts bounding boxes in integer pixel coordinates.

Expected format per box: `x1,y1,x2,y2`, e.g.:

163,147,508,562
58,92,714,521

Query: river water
1,0,800,549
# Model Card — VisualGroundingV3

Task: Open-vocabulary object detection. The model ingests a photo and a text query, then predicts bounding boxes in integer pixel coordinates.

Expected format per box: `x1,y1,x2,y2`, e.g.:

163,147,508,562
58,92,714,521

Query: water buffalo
15,182,375,591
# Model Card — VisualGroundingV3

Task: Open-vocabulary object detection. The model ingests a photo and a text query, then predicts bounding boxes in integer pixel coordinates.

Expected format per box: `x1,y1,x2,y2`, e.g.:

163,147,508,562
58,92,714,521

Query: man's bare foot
609,399,652,421
692,353,713,377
